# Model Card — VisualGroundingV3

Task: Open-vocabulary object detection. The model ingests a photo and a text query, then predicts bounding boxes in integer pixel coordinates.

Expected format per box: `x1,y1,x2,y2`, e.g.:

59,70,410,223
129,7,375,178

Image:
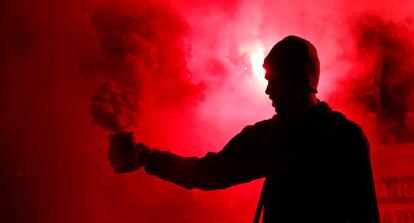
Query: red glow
1,0,414,222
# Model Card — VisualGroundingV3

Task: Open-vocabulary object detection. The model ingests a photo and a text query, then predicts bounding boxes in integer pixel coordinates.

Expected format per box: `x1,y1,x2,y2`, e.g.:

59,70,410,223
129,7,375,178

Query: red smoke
1,0,414,222
89,1,203,133
91,82,139,132
335,14,414,143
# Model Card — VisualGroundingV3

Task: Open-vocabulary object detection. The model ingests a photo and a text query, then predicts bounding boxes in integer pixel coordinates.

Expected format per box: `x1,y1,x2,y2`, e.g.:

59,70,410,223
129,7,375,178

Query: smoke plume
335,14,414,143
90,0,203,132
90,82,138,132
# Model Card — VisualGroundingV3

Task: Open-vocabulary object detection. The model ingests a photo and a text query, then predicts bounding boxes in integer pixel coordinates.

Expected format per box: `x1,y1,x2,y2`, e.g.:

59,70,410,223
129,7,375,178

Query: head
264,35,320,115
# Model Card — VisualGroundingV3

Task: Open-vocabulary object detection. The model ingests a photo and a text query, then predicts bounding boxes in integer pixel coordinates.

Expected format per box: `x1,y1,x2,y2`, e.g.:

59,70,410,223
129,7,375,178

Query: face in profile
264,63,306,114
263,36,320,114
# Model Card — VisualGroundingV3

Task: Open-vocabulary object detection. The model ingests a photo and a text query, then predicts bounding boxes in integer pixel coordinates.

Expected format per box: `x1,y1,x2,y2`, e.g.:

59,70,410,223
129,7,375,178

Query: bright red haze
1,0,414,222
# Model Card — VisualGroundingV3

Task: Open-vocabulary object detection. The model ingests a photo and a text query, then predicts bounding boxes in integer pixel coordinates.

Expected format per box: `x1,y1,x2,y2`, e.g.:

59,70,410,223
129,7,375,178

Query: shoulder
327,110,368,144
243,117,275,133
222,117,275,150
332,111,363,133
230,117,276,141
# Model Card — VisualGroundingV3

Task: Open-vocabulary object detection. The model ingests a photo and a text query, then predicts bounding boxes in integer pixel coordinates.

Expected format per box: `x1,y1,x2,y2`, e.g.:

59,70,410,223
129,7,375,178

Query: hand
108,132,145,174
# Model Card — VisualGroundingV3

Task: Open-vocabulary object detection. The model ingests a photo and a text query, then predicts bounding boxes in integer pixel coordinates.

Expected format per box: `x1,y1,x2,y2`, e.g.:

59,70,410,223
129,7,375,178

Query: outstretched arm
109,125,268,190
142,126,267,190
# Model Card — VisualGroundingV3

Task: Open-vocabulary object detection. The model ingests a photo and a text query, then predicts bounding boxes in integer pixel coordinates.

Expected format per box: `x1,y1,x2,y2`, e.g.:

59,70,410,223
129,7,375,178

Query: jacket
143,101,379,222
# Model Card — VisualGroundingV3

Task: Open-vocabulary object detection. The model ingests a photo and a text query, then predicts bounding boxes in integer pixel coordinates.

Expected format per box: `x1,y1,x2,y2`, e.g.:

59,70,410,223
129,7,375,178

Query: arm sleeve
142,126,268,190
347,125,380,223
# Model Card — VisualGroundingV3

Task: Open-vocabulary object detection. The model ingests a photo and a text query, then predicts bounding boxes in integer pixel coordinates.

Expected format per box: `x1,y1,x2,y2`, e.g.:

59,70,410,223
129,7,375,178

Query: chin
273,104,281,114
274,105,289,115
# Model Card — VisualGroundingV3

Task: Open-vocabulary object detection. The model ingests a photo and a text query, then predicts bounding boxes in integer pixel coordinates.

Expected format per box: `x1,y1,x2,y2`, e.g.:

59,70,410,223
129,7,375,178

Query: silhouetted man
108,35,379,222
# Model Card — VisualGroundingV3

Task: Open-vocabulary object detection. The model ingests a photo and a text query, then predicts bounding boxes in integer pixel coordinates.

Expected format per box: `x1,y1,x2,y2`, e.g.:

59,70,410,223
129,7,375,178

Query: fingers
108,142,143,173
108,147,123,169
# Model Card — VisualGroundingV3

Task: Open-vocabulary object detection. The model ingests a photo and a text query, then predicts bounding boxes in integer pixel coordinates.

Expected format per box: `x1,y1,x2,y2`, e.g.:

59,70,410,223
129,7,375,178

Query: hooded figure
109,35,379,223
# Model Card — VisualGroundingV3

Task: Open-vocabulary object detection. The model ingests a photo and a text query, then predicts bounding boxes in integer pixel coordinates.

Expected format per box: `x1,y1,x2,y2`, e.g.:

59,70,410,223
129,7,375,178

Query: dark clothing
143,102,379,222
